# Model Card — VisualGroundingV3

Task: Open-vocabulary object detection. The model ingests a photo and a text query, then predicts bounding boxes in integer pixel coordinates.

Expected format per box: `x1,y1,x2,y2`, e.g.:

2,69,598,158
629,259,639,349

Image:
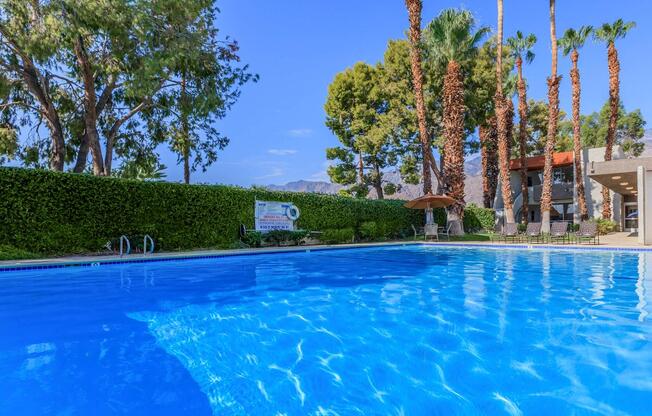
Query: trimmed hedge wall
0,167,423,254
463,203,496,232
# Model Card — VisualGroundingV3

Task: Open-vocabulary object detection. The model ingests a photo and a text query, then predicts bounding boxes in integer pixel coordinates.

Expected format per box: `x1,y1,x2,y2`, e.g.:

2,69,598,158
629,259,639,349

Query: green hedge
0,167,423,254
428,204,495,232
463,204,496,232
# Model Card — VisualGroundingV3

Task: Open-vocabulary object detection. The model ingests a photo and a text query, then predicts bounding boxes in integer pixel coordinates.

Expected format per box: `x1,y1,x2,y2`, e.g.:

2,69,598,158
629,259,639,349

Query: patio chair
438,223,453,240
549,222,569,244
500,223,520,243
486,223,502,242
411,224,440,241
425,223,439,241
574,221,600,245
523,222,543,243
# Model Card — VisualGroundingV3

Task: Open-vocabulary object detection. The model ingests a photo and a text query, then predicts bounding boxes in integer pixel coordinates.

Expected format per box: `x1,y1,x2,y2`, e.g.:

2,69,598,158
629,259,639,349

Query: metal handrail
119,235,131,257
143,234,154,255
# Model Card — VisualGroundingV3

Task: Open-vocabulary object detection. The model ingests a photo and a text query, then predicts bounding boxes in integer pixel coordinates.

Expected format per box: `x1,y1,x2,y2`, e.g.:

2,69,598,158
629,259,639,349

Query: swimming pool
1,244,651,415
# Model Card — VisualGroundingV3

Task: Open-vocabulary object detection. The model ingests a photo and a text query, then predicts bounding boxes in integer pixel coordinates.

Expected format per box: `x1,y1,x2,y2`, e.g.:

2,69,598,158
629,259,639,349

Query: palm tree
559,26,593,221
404,0,443,195
424,9,488,234
540,0,561,234
594,19,636,219
507,31,536,224
494,0,515,224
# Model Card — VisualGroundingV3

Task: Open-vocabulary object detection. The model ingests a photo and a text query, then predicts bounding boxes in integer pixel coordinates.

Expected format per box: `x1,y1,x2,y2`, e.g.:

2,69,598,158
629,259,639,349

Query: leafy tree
379,40,430,186
0,0,254,177
521,99,571,155
581,102,646,157
560,26,593,220
423,9,488,234
150,8,257,184
324,62,401,199
114,157,167,181
594,18,636,219
507,31,536,223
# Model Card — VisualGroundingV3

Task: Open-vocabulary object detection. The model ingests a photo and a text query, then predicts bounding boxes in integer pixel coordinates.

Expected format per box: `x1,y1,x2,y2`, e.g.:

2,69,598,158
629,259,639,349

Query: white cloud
287,128,313,138
268,149,297,156
254,167,285,180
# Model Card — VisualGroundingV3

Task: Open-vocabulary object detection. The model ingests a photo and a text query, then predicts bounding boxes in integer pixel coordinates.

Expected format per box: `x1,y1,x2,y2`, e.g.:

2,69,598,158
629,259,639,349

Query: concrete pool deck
1,233,651,271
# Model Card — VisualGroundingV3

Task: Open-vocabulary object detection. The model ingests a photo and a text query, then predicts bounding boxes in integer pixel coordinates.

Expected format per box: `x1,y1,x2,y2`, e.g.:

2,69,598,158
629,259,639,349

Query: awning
588,158,652,196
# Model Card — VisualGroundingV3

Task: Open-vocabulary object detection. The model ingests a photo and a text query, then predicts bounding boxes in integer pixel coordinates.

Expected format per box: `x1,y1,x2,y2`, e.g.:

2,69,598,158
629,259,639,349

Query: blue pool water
1,245,652,415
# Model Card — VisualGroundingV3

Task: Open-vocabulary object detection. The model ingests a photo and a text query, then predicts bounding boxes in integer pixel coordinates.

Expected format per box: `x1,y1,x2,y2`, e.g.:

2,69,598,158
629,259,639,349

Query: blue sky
161,0,652,186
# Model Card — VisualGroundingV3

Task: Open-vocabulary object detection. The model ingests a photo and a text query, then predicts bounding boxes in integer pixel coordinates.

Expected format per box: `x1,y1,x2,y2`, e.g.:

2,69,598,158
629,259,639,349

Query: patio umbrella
404,193,456,210
404,193,456,225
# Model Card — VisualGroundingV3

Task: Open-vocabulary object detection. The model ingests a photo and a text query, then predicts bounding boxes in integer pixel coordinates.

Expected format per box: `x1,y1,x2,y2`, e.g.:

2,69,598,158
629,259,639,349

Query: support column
638,166,652,245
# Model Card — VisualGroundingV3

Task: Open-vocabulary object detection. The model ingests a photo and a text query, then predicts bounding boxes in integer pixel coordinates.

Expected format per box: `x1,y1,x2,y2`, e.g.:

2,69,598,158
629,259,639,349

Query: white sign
255,200,296,232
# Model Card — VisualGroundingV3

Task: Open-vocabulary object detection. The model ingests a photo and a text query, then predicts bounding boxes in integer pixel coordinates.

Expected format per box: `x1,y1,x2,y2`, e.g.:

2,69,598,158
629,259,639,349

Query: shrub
0,245,39,261
359,221,386,241
264,230,309,246
0,167,422,254
242,231,263,248
595,218,619,235
463,204,495,232
320,228,355,244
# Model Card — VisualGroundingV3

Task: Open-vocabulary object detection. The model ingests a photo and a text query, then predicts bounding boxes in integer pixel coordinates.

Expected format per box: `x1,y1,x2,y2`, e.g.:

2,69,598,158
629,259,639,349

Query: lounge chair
523,222,543,243
549,221,569,244
575,221,599,245
500,223,520,243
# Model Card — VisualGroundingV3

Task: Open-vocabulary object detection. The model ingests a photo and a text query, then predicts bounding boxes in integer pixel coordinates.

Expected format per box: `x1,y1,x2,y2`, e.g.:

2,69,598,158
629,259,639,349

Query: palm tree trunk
602,41,620,219
506,99,515,157
443,61,466,235
480,124,491,208
405,0,440,195
570,50,588,220
541,0,560,234
480,117,499,208
516,56,529,224
494,0,515,224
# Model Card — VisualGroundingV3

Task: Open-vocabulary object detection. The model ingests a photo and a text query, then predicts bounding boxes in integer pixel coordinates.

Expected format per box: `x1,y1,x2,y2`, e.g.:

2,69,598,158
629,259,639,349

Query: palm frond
506,30,536,63
423,8,488,66
594,19,635,43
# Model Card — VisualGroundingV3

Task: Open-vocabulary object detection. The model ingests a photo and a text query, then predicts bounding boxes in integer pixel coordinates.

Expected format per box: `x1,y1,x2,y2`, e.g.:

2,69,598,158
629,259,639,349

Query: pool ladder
143,235,155,256
118,235,154,257
119,235,131,257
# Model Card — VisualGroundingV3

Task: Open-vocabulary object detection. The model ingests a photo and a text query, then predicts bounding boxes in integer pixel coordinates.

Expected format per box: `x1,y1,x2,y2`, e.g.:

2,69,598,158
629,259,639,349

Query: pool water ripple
1,245,652,415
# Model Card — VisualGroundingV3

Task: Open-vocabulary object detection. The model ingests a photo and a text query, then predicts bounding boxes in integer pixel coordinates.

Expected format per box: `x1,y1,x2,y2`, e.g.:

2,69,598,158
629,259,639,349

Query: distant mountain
267,154,485,205
641,129,652,157
266,180,343,194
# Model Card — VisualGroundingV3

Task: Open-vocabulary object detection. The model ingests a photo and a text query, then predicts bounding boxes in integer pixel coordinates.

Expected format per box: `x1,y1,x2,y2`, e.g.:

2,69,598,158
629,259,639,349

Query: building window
551,202,574,222
553,166,573,185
